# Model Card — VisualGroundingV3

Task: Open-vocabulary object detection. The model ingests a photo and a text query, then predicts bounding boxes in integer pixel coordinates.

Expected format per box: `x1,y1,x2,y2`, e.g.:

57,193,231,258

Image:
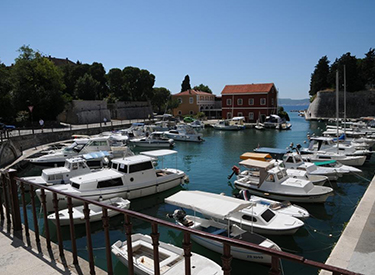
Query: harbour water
18,106,375,275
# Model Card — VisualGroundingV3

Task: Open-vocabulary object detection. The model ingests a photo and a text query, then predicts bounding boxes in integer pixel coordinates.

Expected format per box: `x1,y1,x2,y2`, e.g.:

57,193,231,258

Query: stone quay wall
306,90,375,120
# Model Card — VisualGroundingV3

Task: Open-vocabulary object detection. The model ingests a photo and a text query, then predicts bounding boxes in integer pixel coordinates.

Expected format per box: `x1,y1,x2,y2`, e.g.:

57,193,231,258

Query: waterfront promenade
321,174,375,275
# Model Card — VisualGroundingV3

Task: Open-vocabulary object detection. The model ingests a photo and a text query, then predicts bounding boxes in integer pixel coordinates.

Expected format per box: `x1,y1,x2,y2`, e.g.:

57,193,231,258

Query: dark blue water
18,105,375,275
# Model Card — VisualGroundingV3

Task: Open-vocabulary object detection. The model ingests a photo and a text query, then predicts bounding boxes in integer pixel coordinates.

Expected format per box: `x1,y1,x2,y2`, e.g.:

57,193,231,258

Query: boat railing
0,169,360,275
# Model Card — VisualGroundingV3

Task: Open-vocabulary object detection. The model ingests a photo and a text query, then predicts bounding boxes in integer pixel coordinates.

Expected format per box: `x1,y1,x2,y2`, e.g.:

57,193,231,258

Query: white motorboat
301,151,366,167
129,132,174,148
167,210,281,264
22,157,99,187
213,117,246,131
281,151,359,181
164,125,204,142
112,233,223,275
165,191,304,236
47,197,130,226
239,152,328,185
234,159,334,203
189,120,205,129
239,190,310,220
262,115,291,130
36,149,188,211
29,136,133,166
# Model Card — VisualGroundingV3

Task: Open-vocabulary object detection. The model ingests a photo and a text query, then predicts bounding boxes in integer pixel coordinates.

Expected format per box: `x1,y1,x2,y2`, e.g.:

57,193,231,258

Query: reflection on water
14,107,375,275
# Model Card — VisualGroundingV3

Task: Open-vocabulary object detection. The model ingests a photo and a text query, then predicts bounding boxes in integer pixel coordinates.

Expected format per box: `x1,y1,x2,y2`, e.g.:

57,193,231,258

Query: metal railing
0,169,361,275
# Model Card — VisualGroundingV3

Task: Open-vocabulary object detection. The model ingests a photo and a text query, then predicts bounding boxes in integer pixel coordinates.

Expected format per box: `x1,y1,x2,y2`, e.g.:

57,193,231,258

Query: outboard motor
166,209,192,227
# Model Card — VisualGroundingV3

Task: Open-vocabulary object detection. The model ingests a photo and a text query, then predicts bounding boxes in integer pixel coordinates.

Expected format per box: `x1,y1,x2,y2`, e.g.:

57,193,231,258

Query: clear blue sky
1,0,374,99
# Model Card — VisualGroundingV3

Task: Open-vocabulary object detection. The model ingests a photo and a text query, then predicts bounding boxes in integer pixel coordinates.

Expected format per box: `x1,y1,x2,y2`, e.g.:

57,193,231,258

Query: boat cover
140,149,177,157
165,191,252,219
254,147,290,155
240,152,272,161
82,151,111,159
239,159,274,169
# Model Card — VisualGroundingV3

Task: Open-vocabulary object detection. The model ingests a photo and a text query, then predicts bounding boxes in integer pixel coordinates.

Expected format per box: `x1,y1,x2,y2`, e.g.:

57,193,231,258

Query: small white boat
129,132,174,148
164,125,204,142
37,149,188,211
22,157,101,187
239,190,310,220
213,117,246,131
189,120,205,129
112,233,223,275
167,210,281,264
165,190,304,236
302,151,366,167
47,197,130,226
234,159,334,203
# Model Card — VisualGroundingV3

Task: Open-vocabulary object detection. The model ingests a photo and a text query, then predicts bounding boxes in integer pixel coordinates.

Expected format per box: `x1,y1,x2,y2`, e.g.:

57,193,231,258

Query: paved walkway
0,226,74,275
321,175,375,275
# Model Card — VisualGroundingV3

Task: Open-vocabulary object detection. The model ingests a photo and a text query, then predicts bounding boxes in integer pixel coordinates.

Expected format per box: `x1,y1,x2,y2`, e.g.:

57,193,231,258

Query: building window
271,98,274,106
238,112,243,117
237,98,243,105
227,112,232,119
226,99,232,106
178,110,182,115
178,97,182,104
189,97,194,104
260,98,266,105
249,112,254,120
248,98,254,105
200,96,204,100
189,110,194,115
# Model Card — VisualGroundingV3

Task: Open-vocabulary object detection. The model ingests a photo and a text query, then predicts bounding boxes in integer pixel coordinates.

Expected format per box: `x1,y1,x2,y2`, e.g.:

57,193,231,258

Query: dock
320,174,375,274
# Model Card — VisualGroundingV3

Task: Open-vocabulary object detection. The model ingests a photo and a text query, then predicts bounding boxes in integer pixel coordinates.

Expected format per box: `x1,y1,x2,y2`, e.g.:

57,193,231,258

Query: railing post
19,182,30,244
67,197,79,265
83,202,95,275
269,256,281,275
151,222,161,275
0,172,6,220
52,192,64,259
102,208,113,275
40,188,51,249
1,172,11,224
182,232,192,275
29,185,40,245
221,243,232,275
124,214,134,275
8,170,22,231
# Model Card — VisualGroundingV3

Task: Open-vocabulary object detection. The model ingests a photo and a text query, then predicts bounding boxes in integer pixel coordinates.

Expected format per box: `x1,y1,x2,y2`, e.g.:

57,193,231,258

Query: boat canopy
240,152,272,161
254,147,290,155
232,116,245,121
82,151,111,160
165,191,252,219
140,149,177,157
239,159,274,169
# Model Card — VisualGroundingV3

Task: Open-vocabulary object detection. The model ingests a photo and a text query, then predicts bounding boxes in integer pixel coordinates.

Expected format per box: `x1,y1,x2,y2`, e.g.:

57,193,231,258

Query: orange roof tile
173,90,213,96
221,83,275,94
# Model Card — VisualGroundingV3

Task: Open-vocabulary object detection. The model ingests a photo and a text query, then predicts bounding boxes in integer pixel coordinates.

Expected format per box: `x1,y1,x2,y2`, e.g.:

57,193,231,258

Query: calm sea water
18,105,375,275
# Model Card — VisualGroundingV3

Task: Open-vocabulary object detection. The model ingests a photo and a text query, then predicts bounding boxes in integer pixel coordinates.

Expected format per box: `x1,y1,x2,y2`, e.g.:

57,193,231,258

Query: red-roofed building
221,83,278,122
172,90,218,117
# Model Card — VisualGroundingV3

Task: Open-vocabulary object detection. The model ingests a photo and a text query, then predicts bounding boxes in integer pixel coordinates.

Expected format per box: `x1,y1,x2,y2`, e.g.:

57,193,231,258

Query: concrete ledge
0,218,106,275
320,175,375,275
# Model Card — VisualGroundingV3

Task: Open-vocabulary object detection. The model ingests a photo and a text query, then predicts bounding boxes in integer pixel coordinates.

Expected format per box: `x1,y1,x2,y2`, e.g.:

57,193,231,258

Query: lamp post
28,103,34,135
98,104,102,131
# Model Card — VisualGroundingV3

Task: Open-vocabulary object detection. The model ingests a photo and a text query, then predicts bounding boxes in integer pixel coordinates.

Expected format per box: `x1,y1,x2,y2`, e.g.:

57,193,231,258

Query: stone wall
57,100,153,124
306,90,375,120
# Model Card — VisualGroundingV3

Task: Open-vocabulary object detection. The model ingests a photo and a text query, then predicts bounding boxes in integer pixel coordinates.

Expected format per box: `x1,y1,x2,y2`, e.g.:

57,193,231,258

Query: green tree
0,62,15,122
12,45,65,121
74,73,99,100
309,56,330,96
328,52,364,92
181,75,191,92
122,66,155,101
90,62,108,99
193,84,212,94
151,87,171,114
277,106,290,121
359,48,375,89
107,68,124,99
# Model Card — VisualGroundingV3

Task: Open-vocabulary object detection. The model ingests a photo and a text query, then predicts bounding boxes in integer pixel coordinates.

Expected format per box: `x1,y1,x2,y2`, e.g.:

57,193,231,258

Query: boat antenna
336,70,339,154
343,65,347,139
